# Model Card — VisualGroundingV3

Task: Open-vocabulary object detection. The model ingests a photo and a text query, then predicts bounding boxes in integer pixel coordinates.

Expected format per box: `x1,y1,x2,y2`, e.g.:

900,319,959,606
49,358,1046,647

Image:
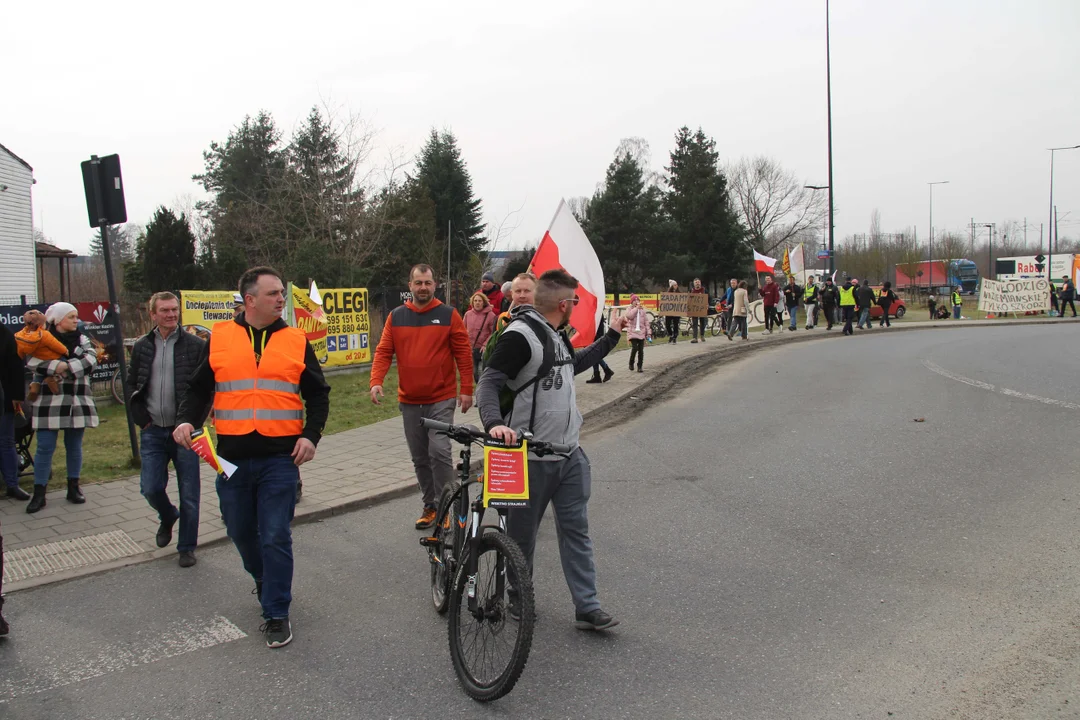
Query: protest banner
0,303,48,330
319,287,371,365
180,290,236,334
658,292,708,317
2,301,119,385
977,278,1051,314
483,439,530,508
74,302,122,384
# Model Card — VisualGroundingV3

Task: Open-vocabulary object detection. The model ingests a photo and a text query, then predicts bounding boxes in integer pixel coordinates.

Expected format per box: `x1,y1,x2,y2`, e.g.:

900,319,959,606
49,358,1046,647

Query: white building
0,142,37,304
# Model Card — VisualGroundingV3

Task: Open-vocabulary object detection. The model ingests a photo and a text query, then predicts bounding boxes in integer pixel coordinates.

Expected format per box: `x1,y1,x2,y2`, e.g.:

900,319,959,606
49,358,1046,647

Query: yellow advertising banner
319,287,372,366
180,290,236,334
605,293,659,309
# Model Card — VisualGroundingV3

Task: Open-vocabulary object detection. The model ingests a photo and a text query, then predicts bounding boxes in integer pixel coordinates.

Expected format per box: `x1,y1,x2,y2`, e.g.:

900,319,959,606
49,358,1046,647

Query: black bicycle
419,418,570,701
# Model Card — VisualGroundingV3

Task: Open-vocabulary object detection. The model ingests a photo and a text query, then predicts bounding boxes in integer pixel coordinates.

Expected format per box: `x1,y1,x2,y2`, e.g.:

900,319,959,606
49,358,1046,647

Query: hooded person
478,272,505,313
819,277,839,330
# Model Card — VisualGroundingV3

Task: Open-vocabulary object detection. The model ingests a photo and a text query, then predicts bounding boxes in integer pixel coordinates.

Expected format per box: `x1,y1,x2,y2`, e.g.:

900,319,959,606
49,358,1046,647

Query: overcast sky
4,0,1079,258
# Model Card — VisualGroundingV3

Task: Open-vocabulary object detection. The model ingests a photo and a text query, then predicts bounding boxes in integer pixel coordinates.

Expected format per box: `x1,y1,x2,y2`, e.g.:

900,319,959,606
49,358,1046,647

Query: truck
993,254,1080,286
895,259,979,294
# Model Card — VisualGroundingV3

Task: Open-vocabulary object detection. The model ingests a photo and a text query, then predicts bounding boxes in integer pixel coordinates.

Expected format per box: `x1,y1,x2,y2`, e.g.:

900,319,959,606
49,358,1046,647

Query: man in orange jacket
174,266,330,650
370,264,474,529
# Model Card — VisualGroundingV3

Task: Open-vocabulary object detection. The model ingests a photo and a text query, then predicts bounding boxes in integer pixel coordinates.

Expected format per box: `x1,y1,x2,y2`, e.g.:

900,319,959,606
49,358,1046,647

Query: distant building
0,142,37,303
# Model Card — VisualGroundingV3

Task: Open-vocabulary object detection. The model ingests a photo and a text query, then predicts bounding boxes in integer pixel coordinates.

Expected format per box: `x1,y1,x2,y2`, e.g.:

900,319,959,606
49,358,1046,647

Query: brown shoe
45,376,60,395
415,506,437,530
27,383,40,402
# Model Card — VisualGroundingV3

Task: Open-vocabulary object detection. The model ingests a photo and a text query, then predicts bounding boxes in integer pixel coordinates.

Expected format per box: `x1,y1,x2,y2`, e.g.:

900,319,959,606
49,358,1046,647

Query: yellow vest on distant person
838,286,856,306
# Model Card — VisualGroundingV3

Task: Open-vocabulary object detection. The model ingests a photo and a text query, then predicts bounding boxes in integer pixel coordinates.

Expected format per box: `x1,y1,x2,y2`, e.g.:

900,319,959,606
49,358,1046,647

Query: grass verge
24,367,402,488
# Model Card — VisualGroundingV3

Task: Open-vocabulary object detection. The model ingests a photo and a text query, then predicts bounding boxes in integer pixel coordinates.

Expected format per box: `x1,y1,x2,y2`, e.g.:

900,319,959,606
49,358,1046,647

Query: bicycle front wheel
711,316,724,336
431,482,462,614
448,530,535,702
111,369,124,405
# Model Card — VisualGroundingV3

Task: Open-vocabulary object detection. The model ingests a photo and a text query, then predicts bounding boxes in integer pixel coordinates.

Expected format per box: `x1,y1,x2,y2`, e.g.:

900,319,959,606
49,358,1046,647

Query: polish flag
754,250,778,274
529,199,605,347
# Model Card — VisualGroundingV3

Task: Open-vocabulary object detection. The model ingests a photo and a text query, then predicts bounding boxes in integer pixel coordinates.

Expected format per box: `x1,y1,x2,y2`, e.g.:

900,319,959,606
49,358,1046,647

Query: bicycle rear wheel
448,530,535,702
431,482,462,614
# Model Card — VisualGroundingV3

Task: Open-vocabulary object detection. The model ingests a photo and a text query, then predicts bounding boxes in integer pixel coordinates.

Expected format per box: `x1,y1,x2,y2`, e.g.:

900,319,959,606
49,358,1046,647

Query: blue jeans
33,428,84,486
217,455,298,619
858,308,871,328
787,306,798,329
953,305,961,319
0,413,19,488
140,426,201,552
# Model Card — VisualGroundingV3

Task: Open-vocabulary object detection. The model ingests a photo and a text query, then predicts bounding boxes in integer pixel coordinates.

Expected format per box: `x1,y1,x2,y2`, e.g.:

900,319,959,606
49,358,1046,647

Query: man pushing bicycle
475,268,625,632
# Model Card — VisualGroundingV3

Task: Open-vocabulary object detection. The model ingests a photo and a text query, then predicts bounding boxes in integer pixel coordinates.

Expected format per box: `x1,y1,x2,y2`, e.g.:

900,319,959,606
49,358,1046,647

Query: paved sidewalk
2,315,1072,590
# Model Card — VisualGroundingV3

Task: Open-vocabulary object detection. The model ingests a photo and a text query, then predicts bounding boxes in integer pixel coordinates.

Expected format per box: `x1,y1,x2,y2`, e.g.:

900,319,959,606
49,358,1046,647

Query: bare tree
725,156,826,255
614,137,664,188
935,231,970,265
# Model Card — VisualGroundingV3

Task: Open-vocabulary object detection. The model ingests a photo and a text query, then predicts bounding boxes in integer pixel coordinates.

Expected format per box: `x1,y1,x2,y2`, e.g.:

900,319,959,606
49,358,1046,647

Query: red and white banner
529,200,605,347
754,250,777,274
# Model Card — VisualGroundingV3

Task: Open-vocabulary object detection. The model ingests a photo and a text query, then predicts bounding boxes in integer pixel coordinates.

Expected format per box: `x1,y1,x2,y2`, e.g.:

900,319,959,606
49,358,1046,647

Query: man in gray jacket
477,269,626,631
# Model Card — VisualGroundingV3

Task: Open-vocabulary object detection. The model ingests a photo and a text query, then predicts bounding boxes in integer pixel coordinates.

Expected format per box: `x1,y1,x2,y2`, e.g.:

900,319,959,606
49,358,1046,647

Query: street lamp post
981,223,995,281
806,184,829,275
1048,145,1080,282
928,181,949,292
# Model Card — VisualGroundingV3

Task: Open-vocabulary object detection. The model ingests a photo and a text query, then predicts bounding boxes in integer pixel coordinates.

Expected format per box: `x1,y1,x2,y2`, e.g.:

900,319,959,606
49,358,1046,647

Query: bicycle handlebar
419,418,572,456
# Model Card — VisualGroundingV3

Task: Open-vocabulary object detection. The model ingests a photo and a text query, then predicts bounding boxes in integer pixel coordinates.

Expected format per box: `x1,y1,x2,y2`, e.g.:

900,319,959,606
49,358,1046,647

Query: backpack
492,313,571,421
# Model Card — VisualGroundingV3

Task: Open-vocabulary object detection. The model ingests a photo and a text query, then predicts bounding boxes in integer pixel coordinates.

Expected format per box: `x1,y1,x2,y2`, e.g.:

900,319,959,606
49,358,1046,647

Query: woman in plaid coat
25,303,98,514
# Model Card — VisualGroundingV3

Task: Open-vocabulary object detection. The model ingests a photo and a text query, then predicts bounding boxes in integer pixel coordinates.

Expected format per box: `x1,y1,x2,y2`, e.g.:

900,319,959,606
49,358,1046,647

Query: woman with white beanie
24,302,99,513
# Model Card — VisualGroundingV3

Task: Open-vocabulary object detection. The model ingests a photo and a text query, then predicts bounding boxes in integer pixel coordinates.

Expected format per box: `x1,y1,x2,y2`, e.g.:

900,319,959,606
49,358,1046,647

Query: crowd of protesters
7,260,1069,644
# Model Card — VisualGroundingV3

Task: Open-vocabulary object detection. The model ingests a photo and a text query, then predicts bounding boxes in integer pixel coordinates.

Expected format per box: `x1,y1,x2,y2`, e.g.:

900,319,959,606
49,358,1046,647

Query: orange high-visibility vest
209,321,306,437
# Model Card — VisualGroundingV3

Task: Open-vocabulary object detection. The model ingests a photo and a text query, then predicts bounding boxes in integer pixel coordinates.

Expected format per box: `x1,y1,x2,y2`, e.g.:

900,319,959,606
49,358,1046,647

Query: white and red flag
529,199,605,347
754,250,778,274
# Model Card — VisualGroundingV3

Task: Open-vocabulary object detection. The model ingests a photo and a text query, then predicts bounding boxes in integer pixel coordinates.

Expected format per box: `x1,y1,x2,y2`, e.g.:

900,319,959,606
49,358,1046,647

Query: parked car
868,286,907,319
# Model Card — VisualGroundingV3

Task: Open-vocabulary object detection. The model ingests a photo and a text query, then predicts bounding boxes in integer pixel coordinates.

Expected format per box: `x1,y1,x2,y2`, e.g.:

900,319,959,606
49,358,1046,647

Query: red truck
895,259,979,294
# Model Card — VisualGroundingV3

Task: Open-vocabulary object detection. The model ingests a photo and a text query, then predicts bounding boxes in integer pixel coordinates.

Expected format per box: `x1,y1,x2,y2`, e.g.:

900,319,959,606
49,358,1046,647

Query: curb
7,316,1073,593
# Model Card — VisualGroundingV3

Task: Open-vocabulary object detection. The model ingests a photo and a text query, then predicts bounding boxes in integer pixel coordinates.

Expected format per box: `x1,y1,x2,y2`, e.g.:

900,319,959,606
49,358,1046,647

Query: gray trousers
399,399,456,507
507,448,599,614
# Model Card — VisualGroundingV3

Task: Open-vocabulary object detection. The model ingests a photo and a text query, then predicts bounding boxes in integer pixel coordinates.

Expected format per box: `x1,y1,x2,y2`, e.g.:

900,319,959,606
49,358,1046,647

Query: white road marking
922,360,1080,410
0,615,247,703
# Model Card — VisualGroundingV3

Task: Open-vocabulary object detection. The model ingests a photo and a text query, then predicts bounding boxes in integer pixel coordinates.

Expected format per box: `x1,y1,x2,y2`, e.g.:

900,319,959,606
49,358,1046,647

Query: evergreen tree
414,129,486,275
141,207,197,293
193,111,288,284
89,224,137,263
501,247,535,282
584,153,665,292
363,178,439,288
664,127,748,289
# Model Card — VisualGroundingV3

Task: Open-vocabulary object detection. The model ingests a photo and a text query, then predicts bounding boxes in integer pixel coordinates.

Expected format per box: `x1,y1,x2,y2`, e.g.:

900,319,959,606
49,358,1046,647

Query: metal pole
1049,150,1055,283
88,156,140,467
825,0,835,277
927,181,949,291
447,219,451,306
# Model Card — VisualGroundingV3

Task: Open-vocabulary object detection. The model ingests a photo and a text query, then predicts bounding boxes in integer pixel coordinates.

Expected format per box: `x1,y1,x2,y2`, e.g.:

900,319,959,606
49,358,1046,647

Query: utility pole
825,0,833,276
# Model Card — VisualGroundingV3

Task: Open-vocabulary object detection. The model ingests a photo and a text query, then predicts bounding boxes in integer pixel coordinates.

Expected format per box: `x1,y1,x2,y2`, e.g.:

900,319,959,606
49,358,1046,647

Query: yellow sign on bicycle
483,440,530,508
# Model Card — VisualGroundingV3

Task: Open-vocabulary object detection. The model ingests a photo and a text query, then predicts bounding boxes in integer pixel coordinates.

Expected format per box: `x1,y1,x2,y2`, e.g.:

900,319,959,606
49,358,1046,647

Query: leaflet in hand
190,427,238,478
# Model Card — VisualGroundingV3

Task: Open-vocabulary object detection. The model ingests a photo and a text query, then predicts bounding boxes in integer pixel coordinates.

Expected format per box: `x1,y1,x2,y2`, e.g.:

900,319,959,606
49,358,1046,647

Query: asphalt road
2,325,1079,719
